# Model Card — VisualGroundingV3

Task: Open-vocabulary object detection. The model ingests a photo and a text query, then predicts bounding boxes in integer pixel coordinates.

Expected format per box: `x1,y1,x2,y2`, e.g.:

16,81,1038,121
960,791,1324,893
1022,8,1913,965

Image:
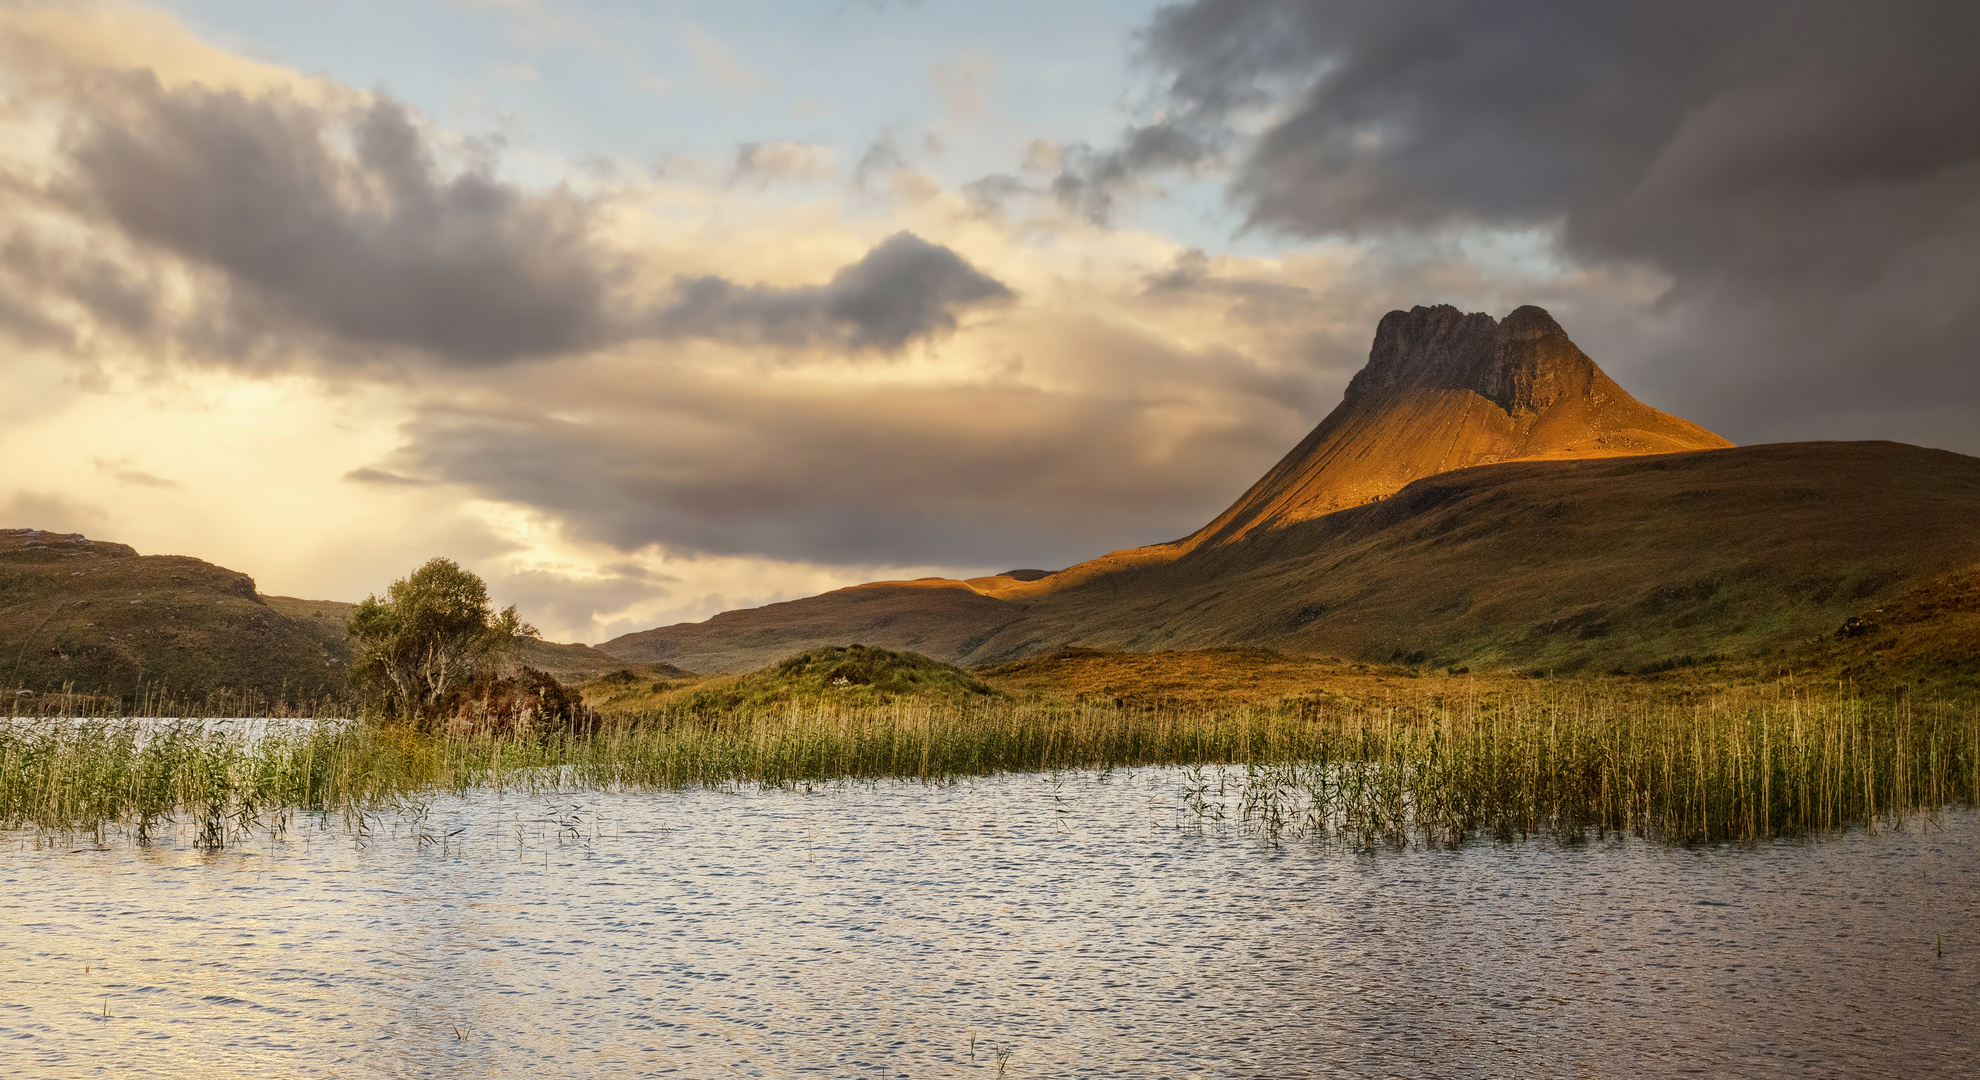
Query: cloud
932,52,993,128
0,285,76,350
682,24,768,94
94,458,180,489
4,64,1007,365
11,0,1844,599
482,563,679,646
0,490,110,536
1133,0,1980,452
1143,248,1316,325
344,467,432,487
350,286,1353,570
1050,122,1220,225
56,74,616,365
728,141,838,186
0,234,164,362
652,232,1013,352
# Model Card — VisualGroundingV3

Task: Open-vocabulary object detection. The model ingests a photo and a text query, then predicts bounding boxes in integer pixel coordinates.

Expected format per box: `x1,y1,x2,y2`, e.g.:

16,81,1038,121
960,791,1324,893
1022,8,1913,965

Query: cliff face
1178,305,1732,548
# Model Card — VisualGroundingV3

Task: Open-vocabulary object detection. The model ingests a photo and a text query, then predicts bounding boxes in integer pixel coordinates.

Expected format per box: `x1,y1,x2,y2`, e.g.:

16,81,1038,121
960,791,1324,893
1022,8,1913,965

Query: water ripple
1,768,1975,1077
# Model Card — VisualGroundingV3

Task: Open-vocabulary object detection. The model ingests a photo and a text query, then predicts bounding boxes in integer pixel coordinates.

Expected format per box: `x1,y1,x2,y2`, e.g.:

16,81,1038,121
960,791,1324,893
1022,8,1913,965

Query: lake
3,767,1975,1077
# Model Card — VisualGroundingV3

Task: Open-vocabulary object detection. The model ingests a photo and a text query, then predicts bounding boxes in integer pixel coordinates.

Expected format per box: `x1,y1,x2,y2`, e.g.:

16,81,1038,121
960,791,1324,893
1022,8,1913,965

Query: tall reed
1,682,1973,845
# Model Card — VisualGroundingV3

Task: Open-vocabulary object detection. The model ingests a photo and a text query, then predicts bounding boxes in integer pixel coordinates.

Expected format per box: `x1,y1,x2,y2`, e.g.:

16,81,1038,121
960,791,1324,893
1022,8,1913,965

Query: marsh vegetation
5,677,1974,848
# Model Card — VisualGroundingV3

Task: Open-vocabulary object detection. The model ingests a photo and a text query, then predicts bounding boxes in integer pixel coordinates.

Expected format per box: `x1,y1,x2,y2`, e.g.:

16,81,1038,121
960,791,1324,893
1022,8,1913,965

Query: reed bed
7,682,352,721
1,682,1974,846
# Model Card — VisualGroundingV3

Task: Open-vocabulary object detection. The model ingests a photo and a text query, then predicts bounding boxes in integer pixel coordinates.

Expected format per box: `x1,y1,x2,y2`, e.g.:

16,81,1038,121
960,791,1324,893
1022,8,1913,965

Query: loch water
2,767,1975,1078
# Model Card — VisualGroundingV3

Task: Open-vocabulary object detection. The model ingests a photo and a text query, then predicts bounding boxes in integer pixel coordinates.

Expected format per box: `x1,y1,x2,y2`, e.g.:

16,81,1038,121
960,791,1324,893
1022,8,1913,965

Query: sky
3,0,1976,644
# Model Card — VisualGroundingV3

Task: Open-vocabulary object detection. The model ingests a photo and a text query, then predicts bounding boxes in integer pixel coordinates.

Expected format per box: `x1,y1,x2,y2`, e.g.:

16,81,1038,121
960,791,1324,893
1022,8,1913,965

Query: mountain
597,306,1980,674
0,528,351,700
1179,304,1729,548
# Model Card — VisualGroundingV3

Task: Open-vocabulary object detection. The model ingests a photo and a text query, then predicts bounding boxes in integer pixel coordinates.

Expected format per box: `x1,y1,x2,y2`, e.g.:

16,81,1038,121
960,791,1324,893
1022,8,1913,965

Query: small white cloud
728,141,837,186
932,51,993,128
682,24,768,95
1020,138,1061,174
489,62,540,84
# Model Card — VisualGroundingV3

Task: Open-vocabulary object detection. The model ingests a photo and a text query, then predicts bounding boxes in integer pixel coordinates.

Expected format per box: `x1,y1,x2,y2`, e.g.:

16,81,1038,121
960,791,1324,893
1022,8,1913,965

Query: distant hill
517,639,691,685
0,529,351,699
597,306,1980,675
0,530,682,700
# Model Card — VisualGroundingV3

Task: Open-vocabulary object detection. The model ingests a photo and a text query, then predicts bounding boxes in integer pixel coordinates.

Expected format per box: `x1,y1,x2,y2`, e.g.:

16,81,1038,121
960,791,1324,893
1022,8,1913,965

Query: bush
346,558,536,725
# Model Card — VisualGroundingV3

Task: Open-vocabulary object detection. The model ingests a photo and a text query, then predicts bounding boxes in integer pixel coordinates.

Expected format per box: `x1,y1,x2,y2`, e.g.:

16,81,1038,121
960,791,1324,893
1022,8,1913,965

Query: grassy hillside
986,441,1980,673
596,442,1980,675
517,639,691,684
1,529,351,700
598,577,1021,673
1790,562,1980,691
587,644,996,719
975,647,1433,708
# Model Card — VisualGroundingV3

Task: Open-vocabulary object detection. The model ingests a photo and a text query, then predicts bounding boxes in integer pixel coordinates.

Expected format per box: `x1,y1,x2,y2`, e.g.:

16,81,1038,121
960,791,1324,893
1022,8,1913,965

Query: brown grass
6,676,1973,848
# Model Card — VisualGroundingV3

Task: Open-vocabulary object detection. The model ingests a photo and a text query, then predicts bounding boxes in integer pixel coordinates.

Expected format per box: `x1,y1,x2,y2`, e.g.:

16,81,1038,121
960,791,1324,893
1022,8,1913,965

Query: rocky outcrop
2,528,139,559
1175,305,1732,548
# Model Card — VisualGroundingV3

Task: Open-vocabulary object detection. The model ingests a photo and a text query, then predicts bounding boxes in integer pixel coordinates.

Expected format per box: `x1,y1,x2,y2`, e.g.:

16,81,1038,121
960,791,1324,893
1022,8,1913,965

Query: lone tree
346,557,536,722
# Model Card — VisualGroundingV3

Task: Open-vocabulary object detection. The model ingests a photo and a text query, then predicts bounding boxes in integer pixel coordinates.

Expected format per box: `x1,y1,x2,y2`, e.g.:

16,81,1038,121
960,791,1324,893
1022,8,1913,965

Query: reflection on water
2,768,1975,1078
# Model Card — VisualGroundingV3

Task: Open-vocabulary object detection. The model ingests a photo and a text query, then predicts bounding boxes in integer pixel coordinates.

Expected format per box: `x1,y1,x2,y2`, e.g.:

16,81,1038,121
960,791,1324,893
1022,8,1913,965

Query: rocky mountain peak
1176,303,1732,547
1349,304,1595,415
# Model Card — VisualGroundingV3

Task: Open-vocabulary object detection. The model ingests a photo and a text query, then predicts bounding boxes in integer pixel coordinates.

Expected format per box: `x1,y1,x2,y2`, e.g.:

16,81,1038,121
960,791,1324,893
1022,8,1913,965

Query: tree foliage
346,558,536,722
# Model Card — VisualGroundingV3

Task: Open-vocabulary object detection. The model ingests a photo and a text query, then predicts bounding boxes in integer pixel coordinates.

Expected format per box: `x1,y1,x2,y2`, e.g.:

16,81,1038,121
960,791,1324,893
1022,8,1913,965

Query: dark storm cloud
30,73,1009,365
1049,121,1219,225
1134,0,1980,451
653,232,1012,351
0,286,75,350
63,74,615,364
1,234,155,342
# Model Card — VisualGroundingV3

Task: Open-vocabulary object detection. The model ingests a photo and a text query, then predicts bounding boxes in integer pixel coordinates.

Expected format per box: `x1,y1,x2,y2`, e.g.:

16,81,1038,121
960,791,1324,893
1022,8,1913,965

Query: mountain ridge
596,306,1976,674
